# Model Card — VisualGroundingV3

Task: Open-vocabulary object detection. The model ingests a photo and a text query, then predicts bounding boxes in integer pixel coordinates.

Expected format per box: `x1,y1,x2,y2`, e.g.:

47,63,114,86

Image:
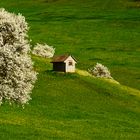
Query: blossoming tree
32,43,55,58
0,8,37,106
89,63,113,79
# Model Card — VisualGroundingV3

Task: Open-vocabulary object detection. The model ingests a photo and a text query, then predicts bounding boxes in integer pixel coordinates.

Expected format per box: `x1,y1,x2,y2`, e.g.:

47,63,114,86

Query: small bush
32,43,55,58
89,63,113,79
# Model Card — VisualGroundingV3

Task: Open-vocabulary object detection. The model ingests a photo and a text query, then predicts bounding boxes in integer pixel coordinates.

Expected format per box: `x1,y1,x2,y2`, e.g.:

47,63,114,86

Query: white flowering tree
0,8,37,106
89,63,113,79
32,43,55,58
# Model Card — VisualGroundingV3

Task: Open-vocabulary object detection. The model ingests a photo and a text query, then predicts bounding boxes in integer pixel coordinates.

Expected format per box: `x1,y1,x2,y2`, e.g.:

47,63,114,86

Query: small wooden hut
51,55,77,73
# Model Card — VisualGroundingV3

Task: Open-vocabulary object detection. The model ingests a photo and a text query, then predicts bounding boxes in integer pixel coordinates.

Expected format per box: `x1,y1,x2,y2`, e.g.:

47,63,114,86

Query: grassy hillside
0,56,140,140
0,0,140,90
0,0,140,139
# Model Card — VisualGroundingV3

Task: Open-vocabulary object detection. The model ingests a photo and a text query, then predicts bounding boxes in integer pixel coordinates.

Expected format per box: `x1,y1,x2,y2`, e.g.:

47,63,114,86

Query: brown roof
51,55,77,63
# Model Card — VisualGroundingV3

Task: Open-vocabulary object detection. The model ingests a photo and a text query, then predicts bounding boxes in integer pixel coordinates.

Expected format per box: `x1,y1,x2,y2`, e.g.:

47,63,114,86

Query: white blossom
89,63,113,79
32,43,55,58
0,8,37,106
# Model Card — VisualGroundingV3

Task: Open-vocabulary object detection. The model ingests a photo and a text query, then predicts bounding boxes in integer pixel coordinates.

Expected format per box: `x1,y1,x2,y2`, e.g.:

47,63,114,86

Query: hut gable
51,55,77,73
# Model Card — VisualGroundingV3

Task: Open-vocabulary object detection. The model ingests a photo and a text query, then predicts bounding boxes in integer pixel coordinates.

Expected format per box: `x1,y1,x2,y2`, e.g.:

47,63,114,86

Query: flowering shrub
0,8,37,106
89,63,113,79
32,43,55,58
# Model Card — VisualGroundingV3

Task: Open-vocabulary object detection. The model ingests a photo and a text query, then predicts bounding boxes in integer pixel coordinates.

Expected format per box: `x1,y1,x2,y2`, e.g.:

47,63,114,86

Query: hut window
69,61,73,66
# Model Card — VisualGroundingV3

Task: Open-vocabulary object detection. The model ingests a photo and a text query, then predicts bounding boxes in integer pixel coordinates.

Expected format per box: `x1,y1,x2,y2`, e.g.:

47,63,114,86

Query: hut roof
51,55,77,63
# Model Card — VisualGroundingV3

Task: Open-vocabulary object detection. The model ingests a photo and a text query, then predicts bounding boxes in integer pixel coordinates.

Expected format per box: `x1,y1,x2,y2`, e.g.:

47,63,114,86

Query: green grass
0,0,140,139
0,0,140,89
0,56,140,139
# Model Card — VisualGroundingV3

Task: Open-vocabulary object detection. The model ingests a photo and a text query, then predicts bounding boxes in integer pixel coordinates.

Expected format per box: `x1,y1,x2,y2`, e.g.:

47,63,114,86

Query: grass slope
0,56,140,139
0,0,140,139
0,0,140,90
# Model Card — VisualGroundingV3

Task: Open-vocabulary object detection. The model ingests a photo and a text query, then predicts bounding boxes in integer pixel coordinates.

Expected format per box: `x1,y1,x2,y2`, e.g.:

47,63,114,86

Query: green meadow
0,0,140,139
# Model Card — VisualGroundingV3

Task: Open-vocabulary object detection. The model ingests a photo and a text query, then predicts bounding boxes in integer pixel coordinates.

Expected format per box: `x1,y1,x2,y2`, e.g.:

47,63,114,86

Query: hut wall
65,62,75,73
53,62,65,72
64,56,76,73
